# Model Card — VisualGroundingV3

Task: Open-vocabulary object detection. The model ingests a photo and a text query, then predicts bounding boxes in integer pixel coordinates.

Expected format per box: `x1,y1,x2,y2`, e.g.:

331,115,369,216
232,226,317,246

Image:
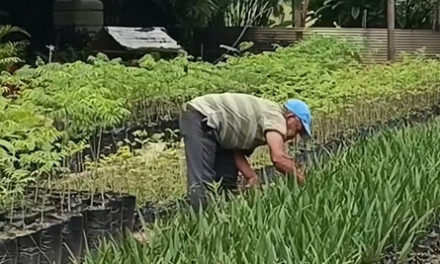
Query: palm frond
0,25,29,71
0,25,30,42
225,0,281,27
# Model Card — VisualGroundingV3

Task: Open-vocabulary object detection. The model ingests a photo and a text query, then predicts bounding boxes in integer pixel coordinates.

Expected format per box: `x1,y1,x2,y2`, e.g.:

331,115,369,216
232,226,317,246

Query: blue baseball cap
284,99,312,137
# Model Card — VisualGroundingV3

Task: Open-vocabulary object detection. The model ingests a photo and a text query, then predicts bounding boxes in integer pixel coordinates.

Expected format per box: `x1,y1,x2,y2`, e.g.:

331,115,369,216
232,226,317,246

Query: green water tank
53,0,104,33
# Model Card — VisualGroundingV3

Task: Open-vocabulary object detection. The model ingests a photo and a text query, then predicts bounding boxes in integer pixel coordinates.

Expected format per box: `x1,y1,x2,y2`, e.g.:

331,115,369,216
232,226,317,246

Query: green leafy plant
84,120,440,263
60,137,186,207
7,35,432,207
2,35,440,209
223,0,286,27
0,96,81,209
310,0,438,29
396,0,438,29
0,25,29,72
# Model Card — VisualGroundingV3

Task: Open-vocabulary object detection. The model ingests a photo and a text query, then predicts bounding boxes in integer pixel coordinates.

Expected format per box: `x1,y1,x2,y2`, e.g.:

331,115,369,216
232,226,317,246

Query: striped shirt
188,93,286,151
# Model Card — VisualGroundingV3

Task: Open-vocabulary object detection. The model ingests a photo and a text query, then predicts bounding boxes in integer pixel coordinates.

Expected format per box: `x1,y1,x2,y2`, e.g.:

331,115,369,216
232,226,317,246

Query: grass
83,119,440,264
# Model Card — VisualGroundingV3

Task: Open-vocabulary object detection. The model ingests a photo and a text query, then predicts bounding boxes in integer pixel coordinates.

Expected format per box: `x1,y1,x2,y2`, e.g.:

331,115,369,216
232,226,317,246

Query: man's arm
265,131,305,185
234,151,259,186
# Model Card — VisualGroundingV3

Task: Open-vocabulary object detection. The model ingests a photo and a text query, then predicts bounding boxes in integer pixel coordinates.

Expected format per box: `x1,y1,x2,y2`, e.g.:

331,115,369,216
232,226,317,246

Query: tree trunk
293,0,303,28
293,0,304,39
436,3,440,31
387,0,395,61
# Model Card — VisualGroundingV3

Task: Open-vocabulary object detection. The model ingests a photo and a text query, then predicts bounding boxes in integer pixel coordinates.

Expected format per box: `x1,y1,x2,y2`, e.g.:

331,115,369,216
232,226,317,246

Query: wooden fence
196,27,440,63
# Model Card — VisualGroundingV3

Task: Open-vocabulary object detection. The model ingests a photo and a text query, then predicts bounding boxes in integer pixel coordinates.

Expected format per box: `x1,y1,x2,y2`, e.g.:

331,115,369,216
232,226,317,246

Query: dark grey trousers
180,109,238,209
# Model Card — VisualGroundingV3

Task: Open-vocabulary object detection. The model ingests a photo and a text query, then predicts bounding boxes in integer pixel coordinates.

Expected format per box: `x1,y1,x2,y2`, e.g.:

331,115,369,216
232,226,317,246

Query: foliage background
1,0,438,57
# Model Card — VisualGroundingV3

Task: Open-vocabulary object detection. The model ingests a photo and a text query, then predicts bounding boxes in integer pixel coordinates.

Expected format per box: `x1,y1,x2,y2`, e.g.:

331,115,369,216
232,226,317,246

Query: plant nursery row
83,117,440,264
1,35,440,263
0,188,136,264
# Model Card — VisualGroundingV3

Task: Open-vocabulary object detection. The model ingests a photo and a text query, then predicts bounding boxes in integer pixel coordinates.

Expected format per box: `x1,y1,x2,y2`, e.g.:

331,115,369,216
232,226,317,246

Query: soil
380,220,440,264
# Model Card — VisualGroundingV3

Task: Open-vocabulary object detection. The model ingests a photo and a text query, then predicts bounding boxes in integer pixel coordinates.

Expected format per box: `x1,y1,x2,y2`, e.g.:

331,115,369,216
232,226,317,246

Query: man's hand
266,131,306,185
244,175,260,188
295,165,306,185
234,151,260,187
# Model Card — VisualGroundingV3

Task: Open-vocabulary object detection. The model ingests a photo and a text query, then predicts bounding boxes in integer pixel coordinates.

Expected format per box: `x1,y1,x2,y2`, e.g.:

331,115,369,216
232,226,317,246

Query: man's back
188,93,286,151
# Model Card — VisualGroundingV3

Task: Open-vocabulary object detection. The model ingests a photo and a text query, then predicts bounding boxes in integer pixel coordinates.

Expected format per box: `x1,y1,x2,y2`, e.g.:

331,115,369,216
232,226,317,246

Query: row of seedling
0,187,136,264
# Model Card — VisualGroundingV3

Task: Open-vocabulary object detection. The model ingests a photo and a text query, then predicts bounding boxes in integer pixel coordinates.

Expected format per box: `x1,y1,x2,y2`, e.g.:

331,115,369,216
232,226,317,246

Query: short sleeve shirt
187,93,286,151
